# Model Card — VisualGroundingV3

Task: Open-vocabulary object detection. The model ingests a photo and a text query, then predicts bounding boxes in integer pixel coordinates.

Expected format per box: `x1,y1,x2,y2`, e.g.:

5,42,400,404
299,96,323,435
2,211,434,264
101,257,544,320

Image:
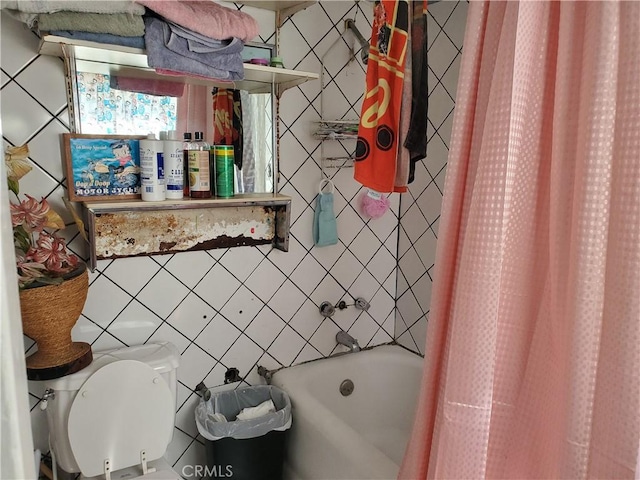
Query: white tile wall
1,1,467,474
395,0,468,354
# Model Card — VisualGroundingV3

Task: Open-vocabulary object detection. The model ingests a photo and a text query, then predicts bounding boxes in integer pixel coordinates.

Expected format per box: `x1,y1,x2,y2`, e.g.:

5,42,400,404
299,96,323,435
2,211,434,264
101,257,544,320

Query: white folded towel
236,399,276,421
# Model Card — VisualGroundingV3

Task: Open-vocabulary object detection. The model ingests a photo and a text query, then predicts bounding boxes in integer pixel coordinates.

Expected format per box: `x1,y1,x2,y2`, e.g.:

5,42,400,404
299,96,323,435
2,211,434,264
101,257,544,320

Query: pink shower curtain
177,84,214,144
399,1,639,479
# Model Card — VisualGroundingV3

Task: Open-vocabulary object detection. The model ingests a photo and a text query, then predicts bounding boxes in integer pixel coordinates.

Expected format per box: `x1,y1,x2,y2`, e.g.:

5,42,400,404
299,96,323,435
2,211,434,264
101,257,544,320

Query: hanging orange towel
212,88,243,168
354,0,410,193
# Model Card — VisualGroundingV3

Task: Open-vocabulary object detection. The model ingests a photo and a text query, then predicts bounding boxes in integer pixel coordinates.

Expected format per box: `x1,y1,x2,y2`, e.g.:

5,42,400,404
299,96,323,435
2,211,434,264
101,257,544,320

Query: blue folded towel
313,192,339,247
50,30,145,49
144,17,244,81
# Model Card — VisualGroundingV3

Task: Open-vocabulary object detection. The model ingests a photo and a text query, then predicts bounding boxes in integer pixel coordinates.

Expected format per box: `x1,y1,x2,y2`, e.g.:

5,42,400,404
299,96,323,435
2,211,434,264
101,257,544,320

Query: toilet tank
40,342,180,474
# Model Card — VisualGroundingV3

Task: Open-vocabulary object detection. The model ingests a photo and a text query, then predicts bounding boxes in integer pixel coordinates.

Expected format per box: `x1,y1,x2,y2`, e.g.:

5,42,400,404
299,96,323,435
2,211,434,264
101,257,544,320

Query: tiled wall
1,2,404,471
395,0,468,354
2,1,468,473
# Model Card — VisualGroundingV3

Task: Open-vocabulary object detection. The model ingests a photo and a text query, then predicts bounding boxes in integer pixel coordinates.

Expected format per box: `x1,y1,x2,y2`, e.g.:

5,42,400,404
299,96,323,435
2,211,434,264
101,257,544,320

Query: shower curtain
399,2,639,479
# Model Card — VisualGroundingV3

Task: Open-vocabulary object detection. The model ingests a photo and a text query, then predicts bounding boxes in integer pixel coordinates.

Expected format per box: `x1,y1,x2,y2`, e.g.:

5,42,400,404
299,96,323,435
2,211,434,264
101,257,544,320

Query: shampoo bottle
189,131,211,198
140,133,165,201
164,130,184,199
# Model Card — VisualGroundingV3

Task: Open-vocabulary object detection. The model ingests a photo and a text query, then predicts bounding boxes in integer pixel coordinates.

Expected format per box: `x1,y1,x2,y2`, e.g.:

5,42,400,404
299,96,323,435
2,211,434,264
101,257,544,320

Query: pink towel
111,75,185,97
136,1,258,43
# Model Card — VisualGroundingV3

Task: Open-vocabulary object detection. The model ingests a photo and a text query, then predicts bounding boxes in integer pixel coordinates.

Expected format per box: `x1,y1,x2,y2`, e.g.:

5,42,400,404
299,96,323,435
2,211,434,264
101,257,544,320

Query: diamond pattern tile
245,307,286,350
0,81,53,146
244,259,287,303
194,263,241,311
166,293,215,342
2,1,468,465
136,269,190,319
194,314,241,359
0,14,39,77
164,251,216,289
15,55,67,114
82,276,131,329
26,119,69,181
103,256,162,297
288,299,323,339
219,285,264,330
220,334,263,378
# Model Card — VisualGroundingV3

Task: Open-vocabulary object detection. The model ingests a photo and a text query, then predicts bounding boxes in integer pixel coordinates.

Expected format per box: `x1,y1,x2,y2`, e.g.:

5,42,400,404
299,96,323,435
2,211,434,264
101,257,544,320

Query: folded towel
166,21,244,68
136,0,258,43
236,399,276,421
50,30,145,49
167,21,244,54
144,17,244,81
110,76,185,97
1,0,144,15
16,11,145,36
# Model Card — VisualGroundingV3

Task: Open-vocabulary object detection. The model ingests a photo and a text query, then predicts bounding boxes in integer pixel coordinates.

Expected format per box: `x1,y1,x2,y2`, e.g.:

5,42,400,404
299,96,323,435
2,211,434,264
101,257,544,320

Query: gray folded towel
165,22,243,70
144,17,244,81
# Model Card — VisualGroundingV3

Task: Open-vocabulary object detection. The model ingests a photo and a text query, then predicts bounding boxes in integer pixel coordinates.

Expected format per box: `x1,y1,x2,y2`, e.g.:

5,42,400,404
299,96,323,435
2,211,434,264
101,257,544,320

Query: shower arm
345,19,370,65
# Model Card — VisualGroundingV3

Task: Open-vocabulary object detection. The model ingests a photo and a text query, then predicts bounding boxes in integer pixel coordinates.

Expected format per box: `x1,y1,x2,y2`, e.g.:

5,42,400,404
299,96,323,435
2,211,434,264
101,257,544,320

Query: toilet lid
68,360,174,478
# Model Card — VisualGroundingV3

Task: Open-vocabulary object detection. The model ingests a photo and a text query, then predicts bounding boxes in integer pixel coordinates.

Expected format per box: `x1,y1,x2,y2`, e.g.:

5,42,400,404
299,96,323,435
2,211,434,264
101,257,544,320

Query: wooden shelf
82,194,292,269
38,35,319,95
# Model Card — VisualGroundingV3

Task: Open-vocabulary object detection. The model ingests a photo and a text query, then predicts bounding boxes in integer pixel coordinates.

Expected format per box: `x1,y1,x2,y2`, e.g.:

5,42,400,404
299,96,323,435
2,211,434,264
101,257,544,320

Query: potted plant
6,144,92,380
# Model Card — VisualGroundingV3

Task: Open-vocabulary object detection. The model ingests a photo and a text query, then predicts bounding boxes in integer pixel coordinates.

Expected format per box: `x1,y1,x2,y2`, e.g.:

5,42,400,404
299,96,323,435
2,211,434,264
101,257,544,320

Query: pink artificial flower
10,195,50,233
15,250,46,288
29,232,78,274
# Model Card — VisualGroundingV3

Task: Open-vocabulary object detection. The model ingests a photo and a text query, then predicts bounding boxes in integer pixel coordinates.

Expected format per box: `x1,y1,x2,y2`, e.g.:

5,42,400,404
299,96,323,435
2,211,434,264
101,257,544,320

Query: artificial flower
6,144,80,288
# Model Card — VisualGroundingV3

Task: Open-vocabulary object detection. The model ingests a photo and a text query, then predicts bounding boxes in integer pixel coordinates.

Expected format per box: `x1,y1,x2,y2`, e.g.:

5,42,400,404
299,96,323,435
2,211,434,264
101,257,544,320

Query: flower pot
19,263,92,381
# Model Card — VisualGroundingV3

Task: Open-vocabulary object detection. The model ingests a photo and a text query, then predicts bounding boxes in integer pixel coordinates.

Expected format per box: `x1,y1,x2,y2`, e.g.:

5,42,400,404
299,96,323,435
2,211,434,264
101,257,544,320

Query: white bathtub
271,345,423,480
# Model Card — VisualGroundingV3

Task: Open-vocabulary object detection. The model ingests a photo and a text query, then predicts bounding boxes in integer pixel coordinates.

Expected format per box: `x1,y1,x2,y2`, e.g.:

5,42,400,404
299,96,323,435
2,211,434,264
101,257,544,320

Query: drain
339,379,354,396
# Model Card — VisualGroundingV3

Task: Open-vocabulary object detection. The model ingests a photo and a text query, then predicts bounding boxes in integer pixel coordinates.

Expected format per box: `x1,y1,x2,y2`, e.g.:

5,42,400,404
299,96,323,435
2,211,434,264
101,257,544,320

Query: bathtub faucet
336,331,361,353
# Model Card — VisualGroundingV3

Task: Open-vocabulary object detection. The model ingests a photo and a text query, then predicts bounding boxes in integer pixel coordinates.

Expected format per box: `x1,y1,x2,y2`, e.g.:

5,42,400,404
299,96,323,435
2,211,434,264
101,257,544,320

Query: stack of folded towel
3,0,259,83
138,1,258,81
3,1,146,48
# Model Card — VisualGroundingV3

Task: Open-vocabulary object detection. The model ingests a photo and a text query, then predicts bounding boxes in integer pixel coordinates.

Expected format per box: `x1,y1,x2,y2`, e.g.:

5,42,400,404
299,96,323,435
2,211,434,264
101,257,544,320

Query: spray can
214,145,235,198
164,130,183,199
189,131,211,198
140,133,165,201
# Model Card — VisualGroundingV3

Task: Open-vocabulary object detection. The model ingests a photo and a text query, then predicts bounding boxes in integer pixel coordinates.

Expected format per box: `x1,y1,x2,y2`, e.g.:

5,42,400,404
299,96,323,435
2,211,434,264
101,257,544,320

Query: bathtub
270,344,424,480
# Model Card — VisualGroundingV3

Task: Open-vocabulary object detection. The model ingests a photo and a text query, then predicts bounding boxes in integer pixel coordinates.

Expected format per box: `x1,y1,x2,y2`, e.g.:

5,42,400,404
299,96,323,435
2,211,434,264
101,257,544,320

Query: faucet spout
336,330,361,353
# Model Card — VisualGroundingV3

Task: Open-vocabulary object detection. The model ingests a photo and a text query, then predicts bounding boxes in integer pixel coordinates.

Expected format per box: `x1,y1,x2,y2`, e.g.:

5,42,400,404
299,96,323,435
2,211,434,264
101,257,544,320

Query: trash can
195,385,292,480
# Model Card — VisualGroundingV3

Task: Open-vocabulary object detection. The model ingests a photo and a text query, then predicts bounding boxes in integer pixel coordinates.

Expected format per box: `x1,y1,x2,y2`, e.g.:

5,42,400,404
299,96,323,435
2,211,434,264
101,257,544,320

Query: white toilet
40,342,182,480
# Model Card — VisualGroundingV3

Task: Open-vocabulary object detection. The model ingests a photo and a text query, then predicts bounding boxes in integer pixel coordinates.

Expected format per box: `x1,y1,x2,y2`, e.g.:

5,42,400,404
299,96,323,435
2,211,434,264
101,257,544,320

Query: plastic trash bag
195,385,291,441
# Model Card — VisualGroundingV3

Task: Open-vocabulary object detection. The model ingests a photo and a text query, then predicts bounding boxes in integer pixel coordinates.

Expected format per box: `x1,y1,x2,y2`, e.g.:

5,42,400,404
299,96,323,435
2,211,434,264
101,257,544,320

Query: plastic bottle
183,132,192,197
188,131,211,198
164,130,183,199
139,133,165,201
214,145,235,198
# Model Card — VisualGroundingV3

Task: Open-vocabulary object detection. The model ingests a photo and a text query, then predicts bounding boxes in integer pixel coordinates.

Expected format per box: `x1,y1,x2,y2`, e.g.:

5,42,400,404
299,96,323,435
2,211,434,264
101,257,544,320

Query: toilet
40,342,182,480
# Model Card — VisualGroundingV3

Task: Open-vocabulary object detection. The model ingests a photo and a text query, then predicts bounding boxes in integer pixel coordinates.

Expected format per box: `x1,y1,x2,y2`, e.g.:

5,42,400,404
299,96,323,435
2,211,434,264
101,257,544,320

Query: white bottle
140,133,165,201
164,130,184,199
